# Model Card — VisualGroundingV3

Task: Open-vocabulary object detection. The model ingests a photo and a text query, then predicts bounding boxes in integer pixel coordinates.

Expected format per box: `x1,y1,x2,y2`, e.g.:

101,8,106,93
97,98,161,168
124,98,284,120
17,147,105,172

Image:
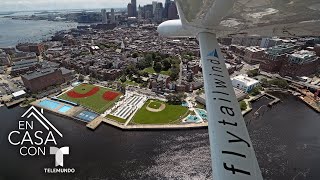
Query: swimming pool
196,109,207,120
38,100,61,110
181,102,189,107
76,111,98,122
186,115,200,123
58,105,72,113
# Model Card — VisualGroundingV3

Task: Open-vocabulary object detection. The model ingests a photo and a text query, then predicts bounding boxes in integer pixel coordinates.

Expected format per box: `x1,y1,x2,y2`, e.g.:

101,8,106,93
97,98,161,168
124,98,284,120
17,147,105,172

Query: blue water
38,99,60,110
196,109,207,119
76,110,98,122
58,105,72,113
0,17,78,47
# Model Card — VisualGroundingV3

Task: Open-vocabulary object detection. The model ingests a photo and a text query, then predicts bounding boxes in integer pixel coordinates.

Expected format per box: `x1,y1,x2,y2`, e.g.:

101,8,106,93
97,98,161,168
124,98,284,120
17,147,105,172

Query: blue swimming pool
38,100,61,110
76,111,98,122
196,109,207,119
181,101,189,107
58,105,72,113
186,115,200,123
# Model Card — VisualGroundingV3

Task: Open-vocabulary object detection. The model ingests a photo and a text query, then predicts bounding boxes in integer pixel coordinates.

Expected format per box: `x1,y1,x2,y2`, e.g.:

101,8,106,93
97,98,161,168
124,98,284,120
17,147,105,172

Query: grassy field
59,84,121,114
132,100,189,124
143,67,171,76
106,114,127,124
148,101,162,109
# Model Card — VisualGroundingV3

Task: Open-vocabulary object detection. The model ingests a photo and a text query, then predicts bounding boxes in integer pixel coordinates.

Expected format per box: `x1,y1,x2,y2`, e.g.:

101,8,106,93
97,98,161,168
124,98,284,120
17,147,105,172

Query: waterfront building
101,9,107,24
279,50,320,77
231,74,260,93
0,50,10,66
21,68,64,93
11,59,40,76
260,44,297,73
260,37,283,48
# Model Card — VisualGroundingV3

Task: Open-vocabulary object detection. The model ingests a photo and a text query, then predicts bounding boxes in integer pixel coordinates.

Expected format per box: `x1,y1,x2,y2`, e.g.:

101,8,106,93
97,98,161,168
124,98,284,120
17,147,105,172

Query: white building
231,74,259,93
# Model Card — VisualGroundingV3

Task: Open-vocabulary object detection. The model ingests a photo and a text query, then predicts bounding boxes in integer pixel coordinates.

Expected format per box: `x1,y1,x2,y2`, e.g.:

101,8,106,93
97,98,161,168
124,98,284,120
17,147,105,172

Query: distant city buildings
101,9,107,24
110,8,116,24
168,1,178,20
129,0,178,23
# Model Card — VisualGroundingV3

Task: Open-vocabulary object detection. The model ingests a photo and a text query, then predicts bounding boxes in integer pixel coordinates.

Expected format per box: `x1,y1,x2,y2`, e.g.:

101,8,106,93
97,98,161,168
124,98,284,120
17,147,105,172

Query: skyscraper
127,3,134,17
101,9,107,24
168,2,178,20
164,0,171,18
131,0,137,17
152,1,157,14
154,2,163,22
110,8,115,24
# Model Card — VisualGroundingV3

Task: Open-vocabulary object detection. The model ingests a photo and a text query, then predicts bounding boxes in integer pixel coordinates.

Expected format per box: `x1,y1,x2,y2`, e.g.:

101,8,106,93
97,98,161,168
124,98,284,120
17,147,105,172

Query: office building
168,2,178,20
154,2,163,22
128,3,134,17
110,8,115,23
101,9,107,24
131,0,137,17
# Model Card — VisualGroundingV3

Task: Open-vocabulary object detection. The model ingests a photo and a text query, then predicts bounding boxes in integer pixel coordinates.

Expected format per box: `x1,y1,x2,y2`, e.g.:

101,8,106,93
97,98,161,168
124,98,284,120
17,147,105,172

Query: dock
5,98,26,107
299,96,320,113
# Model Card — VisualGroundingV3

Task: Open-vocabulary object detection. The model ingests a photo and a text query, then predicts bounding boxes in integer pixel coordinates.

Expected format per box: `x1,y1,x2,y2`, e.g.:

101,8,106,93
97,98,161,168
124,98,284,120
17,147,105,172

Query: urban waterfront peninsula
0,0,319,131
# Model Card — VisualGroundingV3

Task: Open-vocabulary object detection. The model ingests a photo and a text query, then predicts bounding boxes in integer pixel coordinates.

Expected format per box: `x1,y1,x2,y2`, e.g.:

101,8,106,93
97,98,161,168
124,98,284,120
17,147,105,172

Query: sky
0,0,165,12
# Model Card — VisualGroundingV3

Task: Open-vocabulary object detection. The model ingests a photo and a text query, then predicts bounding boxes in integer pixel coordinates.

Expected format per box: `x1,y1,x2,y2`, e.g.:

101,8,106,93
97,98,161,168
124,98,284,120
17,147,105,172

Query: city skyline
0,0,166,12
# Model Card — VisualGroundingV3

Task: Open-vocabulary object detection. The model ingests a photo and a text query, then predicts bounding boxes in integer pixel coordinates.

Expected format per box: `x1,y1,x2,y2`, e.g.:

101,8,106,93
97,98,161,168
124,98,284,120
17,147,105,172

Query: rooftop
232,74,259,86
22,68,59,81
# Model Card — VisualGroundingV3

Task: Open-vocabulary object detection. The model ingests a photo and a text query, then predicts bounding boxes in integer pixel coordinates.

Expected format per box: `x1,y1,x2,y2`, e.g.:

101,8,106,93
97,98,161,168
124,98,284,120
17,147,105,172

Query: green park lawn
132,100,189,124
106,114,127,124
143,67,171,76
59,84,121,114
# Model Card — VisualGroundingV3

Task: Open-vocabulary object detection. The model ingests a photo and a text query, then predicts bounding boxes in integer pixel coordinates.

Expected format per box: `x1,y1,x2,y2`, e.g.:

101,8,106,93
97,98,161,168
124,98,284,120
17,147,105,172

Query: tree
260,78,269,87
269,79,289,89
167,93,184,105
153,62,162,73
250,86,261,96
132,52,139,58
120,75,126,83
170,66,180,80
162,59,172,71
78,74,84,82
240,101,247,111
247,69,259,77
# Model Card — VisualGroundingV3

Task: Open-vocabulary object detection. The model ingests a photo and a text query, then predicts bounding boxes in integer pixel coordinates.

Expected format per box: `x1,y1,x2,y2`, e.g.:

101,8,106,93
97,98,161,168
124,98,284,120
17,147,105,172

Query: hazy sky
1,0,165,11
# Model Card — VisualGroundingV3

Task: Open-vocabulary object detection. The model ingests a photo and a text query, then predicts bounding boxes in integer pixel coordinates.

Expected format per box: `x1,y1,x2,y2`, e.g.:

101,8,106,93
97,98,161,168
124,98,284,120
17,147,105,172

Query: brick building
260,44,297,73
21,68,64,93
279,50,320,77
